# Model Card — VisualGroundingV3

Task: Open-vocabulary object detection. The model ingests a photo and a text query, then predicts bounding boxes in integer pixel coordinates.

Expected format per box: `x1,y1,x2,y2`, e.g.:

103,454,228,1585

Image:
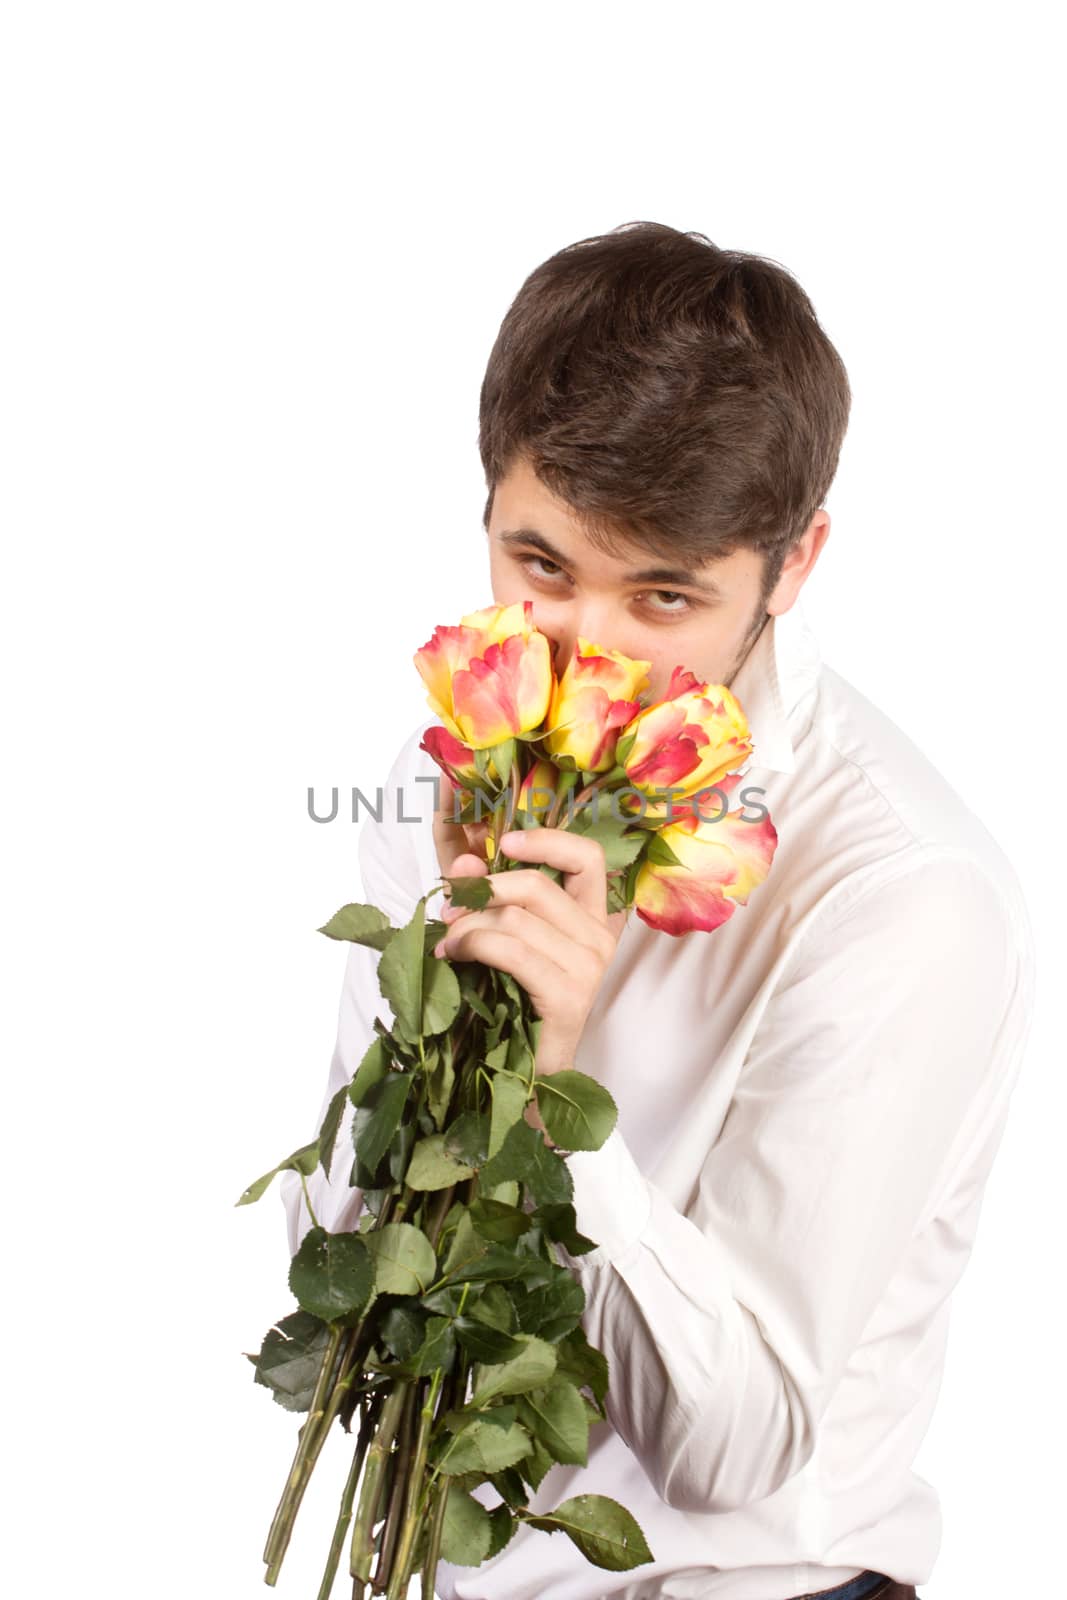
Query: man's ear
767,512,830,613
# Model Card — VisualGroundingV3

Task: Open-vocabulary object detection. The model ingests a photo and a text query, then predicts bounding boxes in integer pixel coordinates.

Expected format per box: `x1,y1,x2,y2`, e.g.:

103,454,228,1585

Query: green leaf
553,1328,609,1415
515,1381,589,1466
377,898,425,1037
469,1335,558,1404
405,1134,477,1191
249,1309,332,1412
379,1303,429,1362
484,1178,520,1207
459,973,495,1021
432,1419,533,1476
318,901,394,949
438,1208,487,1281
365,1221,437,1295
566,811,648,870
235,1139,320,1206
523,1493,654,1572
512,1271,586,1343
316,1085,349,1179
352,1072,413,1175
489,1070,528,1160
476,1117,533,1187
468,1196,532,1243
644,829,686,868
524,1139,574,1207
454,1317,529,1365
534,1070,618,1152
425,1036,456,1131
442,1402,518,1434
387,1119,415,1182
496,970,525,1009
288,1227,374,1322
483,1000,511,1053
466,1281,517,1333
486,1502,516,1559
505,1021,535,1078
479,1118,574,1206
444,874,495,910
623,854,644,903
421,954,462,1036
439,1485,493,1566
483,1037,509,1072
518,1435,556,1491
487,737,515,788
444,1110,491,1168
534,1202,597,1256
404,1313,456,1376
605,873,630,915
488,1466,530,1510
614,727,638,765
419,1282,467,1317
348,1037,388,1107
446,1243,538,1285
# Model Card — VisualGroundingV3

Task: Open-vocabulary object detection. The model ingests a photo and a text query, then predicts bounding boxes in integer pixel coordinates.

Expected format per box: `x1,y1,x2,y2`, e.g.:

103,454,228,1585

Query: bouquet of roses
238,601,778,1598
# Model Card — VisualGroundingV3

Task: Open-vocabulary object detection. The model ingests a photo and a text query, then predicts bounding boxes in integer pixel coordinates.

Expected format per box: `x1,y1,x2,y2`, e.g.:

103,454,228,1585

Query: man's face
486,455,771,702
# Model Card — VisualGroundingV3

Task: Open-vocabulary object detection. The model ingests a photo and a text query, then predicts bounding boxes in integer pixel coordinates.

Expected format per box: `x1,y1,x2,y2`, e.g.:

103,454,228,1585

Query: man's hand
431,776,627,1135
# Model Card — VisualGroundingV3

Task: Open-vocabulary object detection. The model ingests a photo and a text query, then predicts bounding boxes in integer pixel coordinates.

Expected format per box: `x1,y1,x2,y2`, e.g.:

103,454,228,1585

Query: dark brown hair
478,221,851,604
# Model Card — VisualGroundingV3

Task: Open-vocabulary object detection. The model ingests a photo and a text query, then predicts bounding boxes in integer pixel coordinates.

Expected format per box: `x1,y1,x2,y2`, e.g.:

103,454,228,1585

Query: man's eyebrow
497,527,725,597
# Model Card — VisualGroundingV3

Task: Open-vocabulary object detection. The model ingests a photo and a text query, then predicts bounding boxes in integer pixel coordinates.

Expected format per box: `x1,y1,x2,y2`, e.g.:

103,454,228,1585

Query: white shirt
281,596,1035,1600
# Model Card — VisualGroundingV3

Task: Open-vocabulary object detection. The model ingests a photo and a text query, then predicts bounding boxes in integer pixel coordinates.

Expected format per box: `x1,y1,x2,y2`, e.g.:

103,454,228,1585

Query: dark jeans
789,1573,919,1600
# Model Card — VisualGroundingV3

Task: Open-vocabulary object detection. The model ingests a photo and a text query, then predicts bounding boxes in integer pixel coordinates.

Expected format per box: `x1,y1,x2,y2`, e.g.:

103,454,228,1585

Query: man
283,223,1034,1600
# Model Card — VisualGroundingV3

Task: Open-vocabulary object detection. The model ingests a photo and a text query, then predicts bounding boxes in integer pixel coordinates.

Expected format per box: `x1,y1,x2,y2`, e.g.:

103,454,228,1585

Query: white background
2,4,1062,1597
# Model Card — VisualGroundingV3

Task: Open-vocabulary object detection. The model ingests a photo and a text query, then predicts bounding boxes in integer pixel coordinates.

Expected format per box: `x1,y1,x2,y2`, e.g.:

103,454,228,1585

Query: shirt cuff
560,1124,653,1267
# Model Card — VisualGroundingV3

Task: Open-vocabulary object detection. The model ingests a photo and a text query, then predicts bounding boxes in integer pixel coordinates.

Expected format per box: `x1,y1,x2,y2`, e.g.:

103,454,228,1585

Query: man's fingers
431,926,575,1018
432,774,492,876
448,866,616,959
495,827,609,919
440,852,488,921
431,776,465,873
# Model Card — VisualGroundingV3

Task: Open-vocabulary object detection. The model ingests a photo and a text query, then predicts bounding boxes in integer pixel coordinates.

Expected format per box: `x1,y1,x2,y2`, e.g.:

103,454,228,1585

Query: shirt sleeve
556,851,1031,1515
279,720,439,1256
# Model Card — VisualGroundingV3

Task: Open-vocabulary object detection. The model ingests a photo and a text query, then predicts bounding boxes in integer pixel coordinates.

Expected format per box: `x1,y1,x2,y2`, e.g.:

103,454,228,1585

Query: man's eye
641,590,691,614
522,555,567,580
519,556,692,617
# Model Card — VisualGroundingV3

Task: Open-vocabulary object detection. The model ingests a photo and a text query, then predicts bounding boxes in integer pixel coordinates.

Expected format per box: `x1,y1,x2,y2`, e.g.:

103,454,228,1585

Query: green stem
506,754,522,833
386,1368,444,1600
373,1380,420,1594
348,1383,410,1589
544,767,579,829
424,1183,456,1250
420,1472,450,1600
412,1350,469,1520
315,1399,377,1600
566,770,614,823
262,1321,344,1572
299,1170,321,1230
264,1319,362,1582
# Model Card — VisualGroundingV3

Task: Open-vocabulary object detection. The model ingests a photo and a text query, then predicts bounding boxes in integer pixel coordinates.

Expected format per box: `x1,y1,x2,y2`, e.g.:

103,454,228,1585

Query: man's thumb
433,774,469,874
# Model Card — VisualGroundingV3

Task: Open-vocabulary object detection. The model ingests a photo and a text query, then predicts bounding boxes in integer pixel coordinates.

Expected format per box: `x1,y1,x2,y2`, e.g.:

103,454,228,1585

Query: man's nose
548,613,617,670
550,634,576,673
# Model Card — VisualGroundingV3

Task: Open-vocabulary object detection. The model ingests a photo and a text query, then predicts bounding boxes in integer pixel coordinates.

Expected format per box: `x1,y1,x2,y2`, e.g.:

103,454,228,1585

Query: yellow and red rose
418,724,481,791
413,601,554,751
632,774,778,934
542,638,651,773
618,666,753,803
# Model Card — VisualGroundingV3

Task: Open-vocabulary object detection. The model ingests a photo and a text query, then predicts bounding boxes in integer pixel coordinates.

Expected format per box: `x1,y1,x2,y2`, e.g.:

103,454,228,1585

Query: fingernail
433,939,447,957
499,832,519,849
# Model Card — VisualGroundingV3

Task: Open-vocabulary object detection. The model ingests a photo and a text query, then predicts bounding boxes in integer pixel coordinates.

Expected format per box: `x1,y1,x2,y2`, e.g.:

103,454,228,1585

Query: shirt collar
725,594,822,776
